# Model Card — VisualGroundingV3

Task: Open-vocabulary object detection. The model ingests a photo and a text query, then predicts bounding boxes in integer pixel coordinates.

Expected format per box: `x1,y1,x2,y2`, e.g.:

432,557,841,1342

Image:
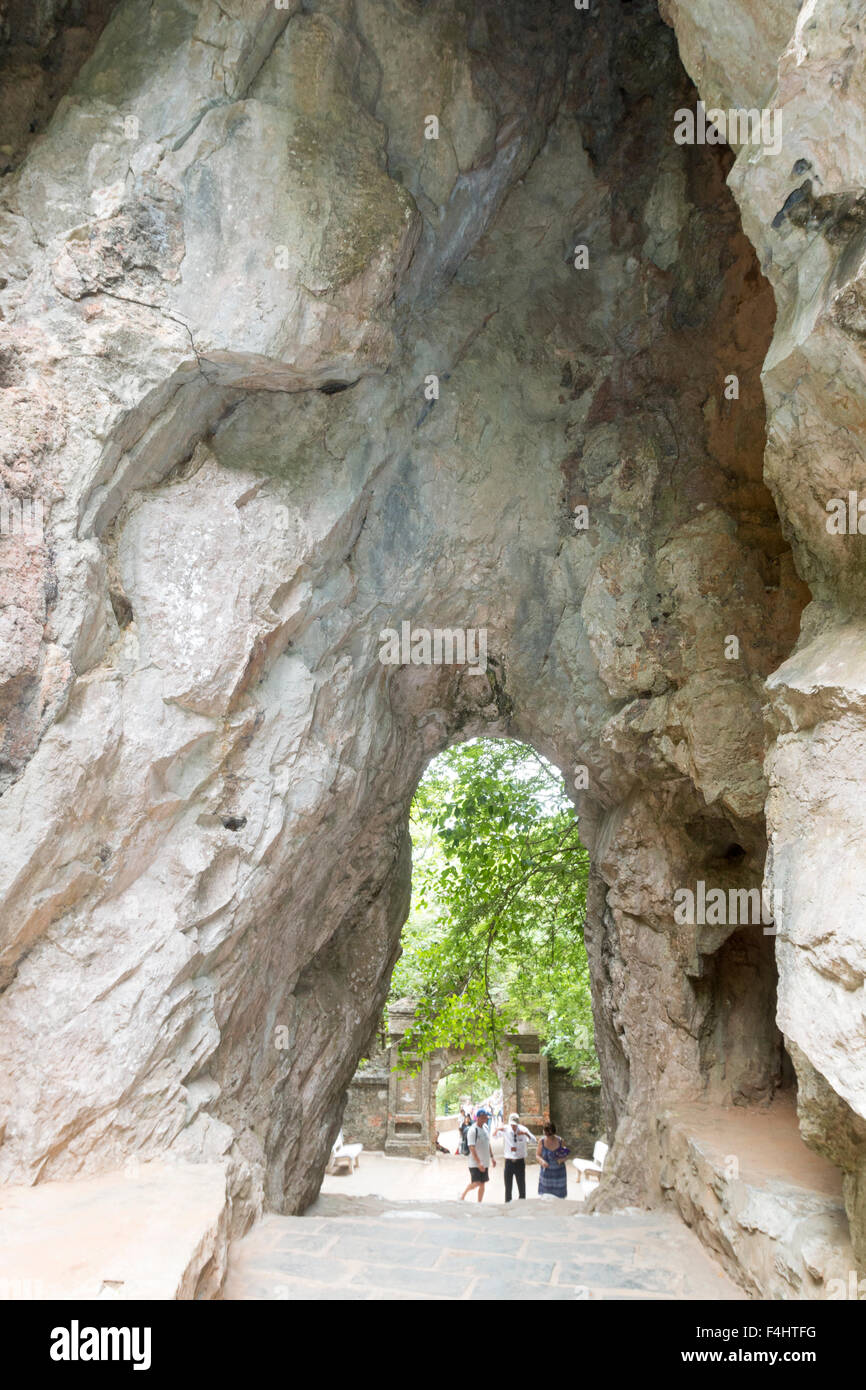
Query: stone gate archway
343,999,551,1159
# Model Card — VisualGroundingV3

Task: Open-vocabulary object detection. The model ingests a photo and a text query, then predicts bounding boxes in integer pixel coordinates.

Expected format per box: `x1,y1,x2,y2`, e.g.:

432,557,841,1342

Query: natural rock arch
0,0,864,1287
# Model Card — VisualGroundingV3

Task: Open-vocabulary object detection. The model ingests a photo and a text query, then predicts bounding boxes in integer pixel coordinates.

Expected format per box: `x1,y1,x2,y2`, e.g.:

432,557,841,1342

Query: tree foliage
436,1060,499,1114
390,738,598,1083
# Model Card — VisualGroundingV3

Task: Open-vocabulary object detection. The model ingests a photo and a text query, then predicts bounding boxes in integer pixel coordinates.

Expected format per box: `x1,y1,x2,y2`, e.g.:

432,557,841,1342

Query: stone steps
223,1192,747,1301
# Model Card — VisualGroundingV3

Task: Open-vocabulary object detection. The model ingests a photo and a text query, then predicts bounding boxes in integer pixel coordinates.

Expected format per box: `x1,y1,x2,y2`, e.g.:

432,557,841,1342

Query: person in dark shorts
460,1106,495,1201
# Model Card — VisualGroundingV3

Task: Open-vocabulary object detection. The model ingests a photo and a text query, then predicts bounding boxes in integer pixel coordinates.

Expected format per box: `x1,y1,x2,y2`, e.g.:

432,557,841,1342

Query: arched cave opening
2,0,864,1307
335,732,803,1225
339,737,603,1202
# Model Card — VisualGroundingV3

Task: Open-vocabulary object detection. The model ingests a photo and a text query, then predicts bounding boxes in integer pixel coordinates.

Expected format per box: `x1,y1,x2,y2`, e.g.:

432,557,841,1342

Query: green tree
436,1061,499,1114
391,738,598,1083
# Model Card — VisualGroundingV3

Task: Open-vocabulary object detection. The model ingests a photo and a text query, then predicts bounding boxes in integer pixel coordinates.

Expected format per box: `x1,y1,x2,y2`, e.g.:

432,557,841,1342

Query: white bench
327,1128,363,1175
573,1140,608,1198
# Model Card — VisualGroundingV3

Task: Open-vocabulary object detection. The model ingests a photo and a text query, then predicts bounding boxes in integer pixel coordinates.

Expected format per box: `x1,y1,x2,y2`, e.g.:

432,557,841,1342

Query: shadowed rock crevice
1,0,862,1293
0,0,122,175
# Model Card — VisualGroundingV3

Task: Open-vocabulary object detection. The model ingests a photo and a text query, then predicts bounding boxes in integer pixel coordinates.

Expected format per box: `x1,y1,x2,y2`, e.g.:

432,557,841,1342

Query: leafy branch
391,739,597,1083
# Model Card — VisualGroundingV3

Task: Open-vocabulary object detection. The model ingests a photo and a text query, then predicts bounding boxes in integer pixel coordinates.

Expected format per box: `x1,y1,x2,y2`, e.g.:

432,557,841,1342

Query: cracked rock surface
0,0,862,1275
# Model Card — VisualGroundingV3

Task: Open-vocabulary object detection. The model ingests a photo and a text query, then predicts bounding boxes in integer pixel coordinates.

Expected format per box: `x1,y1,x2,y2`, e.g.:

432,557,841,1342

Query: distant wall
346,1058,604,1159
343,1042,390,1151
548,1070,603,1160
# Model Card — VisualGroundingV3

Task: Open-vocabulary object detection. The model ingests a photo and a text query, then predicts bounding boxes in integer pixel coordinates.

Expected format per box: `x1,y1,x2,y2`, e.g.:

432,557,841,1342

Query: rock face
0,0,862,1283
0,0,121,177
660,0,866,1276
0,1159,229,1298
657,1099,855,1300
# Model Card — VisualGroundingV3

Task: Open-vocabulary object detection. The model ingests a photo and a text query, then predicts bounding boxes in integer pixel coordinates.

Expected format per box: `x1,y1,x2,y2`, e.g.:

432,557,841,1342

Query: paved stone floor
223,1191,748,1301
320,1149,560,1204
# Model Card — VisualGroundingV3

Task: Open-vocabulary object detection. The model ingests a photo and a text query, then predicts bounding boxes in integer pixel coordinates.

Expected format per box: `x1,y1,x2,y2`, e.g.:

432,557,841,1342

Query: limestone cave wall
0,0,862,1272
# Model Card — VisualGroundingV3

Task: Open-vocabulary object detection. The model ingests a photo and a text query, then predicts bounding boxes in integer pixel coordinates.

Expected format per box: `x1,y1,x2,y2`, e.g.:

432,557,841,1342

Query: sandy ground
321,1133,587,1206
672,1096,845,1197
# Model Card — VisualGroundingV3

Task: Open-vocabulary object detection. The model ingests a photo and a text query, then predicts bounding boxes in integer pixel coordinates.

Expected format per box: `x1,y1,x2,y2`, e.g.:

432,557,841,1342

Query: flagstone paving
223,1192,748,1301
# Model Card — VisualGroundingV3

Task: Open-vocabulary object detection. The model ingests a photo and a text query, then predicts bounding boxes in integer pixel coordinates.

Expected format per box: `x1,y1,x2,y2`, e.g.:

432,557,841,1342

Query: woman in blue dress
537,1121,568,1198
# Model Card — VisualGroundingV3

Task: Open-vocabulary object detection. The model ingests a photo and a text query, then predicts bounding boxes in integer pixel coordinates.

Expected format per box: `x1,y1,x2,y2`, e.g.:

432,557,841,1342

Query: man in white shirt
460,1106,496,1202
493,1112,537,1201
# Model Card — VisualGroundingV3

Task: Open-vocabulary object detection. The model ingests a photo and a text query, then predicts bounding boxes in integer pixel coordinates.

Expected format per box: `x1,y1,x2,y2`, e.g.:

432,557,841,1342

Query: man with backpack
459,1106,495,1201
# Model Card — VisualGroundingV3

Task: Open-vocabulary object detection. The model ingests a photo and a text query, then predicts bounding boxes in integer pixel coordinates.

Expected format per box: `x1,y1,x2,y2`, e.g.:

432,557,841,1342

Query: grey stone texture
0,0,863,1292
223,1193,746,1301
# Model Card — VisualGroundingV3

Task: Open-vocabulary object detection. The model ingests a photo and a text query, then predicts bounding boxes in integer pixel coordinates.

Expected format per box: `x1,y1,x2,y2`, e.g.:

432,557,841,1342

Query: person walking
460,1106,495,1202
493,1112,536,1202
537,1120,568,1199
